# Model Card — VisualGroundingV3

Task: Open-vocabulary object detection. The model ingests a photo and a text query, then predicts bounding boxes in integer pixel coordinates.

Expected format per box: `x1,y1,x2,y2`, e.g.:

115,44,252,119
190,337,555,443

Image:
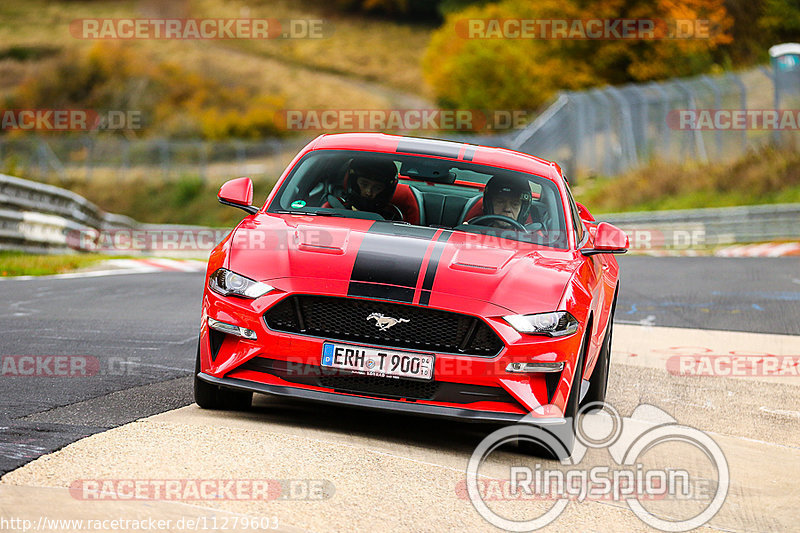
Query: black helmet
344,157,399,212
483,175,532,223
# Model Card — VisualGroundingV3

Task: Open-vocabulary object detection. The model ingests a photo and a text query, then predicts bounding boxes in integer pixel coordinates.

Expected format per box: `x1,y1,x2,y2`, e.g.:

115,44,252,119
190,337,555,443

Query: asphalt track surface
0,256,798,531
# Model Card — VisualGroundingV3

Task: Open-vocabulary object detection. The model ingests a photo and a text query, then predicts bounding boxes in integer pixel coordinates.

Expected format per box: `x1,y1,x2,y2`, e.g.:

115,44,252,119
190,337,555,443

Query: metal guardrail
0,173,136,253
601,204,800,250
0,136,310,184
0,173,797,254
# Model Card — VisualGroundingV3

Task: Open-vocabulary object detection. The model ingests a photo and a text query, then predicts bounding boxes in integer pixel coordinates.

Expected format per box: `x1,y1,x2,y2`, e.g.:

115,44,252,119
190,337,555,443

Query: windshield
267,149,568,249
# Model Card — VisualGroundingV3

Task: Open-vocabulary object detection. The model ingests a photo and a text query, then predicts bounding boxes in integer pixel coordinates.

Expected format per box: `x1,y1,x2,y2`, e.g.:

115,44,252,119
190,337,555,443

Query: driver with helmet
480,175,532,228
330,158,403,220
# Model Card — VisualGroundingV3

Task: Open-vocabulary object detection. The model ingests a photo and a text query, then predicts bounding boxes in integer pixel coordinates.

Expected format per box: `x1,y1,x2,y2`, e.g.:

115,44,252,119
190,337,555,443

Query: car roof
306,133,562,183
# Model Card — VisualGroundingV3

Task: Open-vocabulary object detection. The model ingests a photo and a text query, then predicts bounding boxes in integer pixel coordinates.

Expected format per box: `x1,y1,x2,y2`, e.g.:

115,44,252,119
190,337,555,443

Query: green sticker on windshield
291,200,306,209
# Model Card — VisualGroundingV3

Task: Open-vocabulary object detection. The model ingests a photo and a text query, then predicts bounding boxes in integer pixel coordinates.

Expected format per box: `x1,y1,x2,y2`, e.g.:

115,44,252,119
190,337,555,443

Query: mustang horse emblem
366,313,410,331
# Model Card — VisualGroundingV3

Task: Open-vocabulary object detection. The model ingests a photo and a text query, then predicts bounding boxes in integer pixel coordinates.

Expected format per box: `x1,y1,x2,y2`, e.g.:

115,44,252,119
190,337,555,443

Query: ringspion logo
465,404,729,531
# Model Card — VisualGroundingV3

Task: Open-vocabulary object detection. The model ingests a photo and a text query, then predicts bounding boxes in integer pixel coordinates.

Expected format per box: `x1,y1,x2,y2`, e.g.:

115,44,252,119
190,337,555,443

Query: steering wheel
327,194,404,222
467,214,528,232
326,194,347,209
386,204,405,222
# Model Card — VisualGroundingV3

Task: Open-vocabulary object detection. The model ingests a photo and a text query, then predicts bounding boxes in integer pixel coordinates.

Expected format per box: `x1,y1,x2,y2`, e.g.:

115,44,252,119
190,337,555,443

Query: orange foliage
423,0,734,111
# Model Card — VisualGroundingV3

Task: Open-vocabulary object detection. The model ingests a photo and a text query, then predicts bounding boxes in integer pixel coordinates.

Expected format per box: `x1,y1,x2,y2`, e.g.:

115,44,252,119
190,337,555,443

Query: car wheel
518,328,587,459
582,294,617,408
193,342,253,410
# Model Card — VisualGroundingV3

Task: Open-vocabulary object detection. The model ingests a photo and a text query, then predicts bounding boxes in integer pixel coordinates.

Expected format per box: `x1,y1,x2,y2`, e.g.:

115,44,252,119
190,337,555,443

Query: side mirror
576,202,595,221
581,222,628,256
218,177,258,215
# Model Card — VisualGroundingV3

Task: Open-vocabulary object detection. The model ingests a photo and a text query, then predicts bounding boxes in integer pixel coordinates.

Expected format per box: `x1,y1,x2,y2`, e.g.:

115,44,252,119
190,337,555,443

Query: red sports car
195,133,627,455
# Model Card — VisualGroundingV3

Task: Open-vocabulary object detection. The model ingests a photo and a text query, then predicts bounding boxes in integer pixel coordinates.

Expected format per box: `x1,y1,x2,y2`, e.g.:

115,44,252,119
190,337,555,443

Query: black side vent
208,329,226,362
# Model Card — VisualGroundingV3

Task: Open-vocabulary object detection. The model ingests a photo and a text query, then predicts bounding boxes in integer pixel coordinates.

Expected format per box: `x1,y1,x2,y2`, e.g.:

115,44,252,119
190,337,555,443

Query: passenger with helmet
328,157,404,221
480,175,533,228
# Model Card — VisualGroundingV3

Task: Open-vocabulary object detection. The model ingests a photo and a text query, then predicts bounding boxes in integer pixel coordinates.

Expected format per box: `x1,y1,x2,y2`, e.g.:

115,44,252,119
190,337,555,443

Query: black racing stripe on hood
348,223,438,303
418,230,452,306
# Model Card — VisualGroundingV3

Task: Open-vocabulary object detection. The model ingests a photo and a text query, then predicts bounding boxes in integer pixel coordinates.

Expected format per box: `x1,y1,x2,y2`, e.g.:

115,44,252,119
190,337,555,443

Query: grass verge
65,176,277,227
575,145,800,214
0,252,126,277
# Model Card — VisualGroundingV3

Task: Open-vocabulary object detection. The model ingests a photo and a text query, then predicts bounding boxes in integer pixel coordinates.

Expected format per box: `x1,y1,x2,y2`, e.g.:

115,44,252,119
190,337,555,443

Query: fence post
570,93,583,182
646,81,671,161
198,141,208,183
235,140,246,178
627,85,649,161
606,86,638,174
84,136,94,182
674,80,707,163
159,139,169,181
119,139,130,182
699,75,723,159
726,73,748,154
589,89,613,176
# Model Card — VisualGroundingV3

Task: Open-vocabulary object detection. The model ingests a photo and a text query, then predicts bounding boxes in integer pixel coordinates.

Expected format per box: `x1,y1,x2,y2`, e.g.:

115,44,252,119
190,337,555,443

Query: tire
582,292,617,408
518,328,587,459
193,342,253,410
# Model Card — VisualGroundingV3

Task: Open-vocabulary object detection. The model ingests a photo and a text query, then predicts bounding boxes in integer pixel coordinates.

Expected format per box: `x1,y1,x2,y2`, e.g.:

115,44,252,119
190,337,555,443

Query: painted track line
0,259,207,281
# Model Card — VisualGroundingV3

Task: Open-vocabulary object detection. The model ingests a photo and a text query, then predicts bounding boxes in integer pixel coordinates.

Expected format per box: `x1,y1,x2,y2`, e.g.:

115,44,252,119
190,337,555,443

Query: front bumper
198,372,567,426
200,281,585,419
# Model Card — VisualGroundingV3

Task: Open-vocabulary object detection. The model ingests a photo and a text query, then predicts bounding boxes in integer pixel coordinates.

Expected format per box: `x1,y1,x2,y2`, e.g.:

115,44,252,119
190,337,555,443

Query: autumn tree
423,0,733,111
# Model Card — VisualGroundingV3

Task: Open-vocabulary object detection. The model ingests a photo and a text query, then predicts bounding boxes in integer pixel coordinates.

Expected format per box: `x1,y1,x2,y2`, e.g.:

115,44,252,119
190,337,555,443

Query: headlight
503,311,580,337
208,268,274,299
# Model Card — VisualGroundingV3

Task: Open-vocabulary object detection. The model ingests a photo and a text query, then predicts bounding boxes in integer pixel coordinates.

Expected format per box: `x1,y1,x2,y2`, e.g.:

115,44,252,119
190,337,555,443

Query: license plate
321,342,434,381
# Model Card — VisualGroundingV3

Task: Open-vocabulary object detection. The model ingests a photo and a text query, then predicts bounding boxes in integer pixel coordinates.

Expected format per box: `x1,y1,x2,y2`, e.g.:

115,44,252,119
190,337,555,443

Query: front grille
264,295,504,357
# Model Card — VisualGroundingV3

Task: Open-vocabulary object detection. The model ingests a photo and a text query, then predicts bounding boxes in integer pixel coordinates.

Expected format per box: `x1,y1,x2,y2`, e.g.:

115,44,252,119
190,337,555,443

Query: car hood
227,214,581,314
